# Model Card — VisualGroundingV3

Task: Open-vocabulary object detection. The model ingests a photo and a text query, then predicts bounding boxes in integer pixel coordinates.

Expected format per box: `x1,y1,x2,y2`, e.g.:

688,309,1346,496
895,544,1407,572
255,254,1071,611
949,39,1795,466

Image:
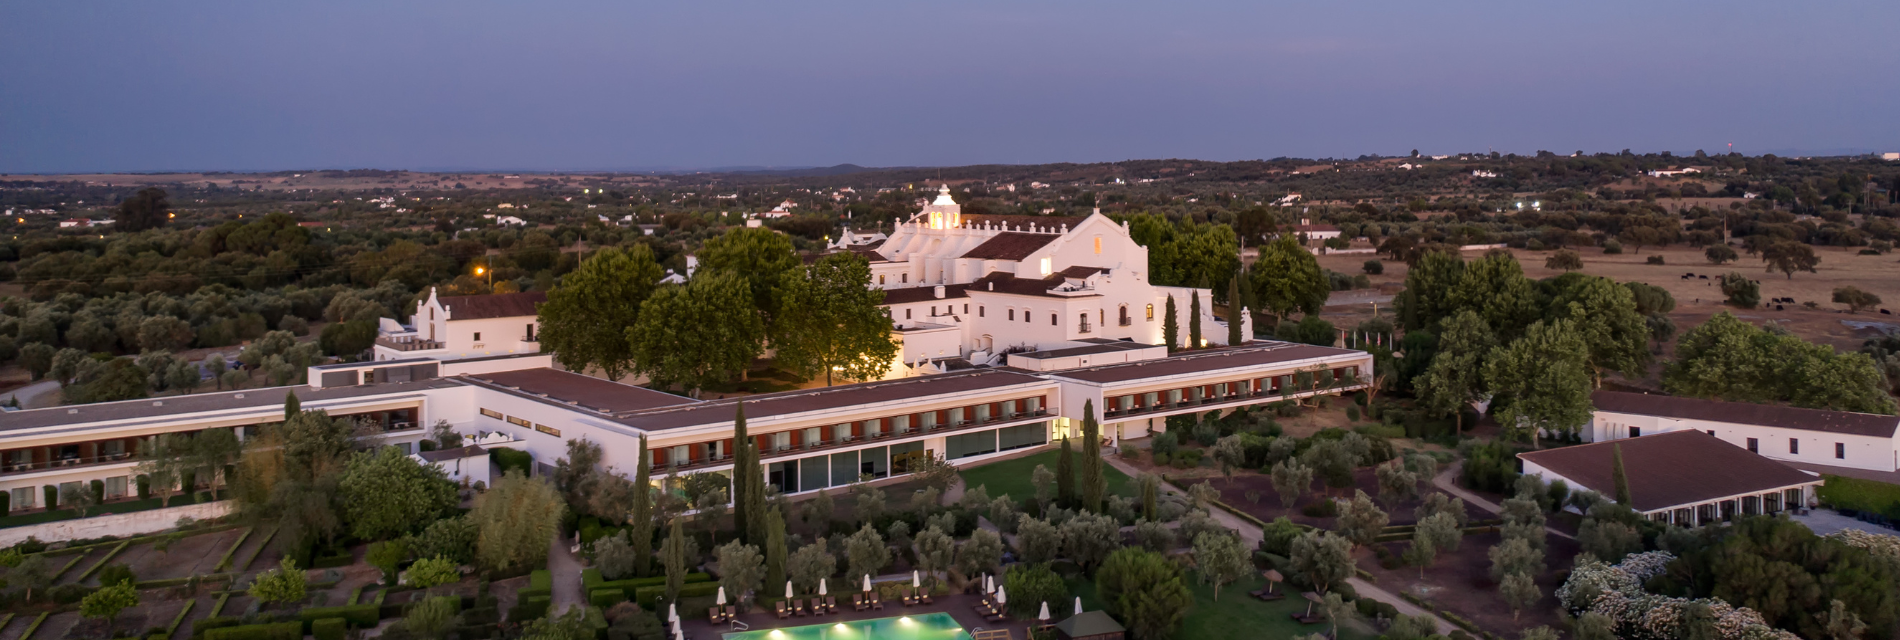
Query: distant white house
1471,170,1499,178
1290,218,1341,241
373,288,547,363
1272,193,1302,206
481,214,526,226
1647,168,1702,178
1882,152,1899,161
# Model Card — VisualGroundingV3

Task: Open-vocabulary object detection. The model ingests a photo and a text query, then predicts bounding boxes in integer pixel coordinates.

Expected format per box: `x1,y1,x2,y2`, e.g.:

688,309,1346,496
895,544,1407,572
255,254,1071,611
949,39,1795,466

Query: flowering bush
1555,552,1798,640
1827,529,1900,562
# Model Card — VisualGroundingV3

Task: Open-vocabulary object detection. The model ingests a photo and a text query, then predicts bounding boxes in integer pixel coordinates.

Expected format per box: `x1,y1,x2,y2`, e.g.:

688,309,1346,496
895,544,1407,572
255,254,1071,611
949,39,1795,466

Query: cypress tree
1611,444,1632,506
743,443,768,547
1226,275,1244,346
1080,399,1105,513
1056,437,1076,507
663,517,687,604
631,436,654,577
1163,295,1180,353
764,507,788,596
1189,290,1203,349
283,392,300,420
1140,474,1158,521
731,403,751,543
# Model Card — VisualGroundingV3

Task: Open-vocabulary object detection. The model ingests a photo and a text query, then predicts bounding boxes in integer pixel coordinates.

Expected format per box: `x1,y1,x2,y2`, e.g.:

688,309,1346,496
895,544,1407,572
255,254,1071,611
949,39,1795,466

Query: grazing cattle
1776,305,1785,311
1883,309,1892,315
1698,275,1709,279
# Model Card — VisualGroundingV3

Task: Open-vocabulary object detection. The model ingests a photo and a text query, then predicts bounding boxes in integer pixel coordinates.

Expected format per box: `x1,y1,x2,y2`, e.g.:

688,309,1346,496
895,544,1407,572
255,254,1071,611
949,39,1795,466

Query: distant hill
726,164,883,177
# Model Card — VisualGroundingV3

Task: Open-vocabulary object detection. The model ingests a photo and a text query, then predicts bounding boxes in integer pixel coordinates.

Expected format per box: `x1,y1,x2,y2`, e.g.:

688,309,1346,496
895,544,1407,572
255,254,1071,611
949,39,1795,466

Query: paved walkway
1101,456,1454,630
1429,467,1575,541
4,379,61,410
547,532,585,614
1783,461,1900,485
1791,509,1896,537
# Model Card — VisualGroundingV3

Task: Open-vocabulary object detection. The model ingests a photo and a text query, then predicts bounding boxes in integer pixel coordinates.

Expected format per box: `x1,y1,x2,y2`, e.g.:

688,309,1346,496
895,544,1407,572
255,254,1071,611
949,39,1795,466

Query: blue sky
3,1,1896,172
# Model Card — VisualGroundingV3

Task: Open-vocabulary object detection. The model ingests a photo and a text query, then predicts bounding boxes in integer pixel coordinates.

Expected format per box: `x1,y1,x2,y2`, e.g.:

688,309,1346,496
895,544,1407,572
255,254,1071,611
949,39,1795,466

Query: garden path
1429,467,1576,541
547,532,585,614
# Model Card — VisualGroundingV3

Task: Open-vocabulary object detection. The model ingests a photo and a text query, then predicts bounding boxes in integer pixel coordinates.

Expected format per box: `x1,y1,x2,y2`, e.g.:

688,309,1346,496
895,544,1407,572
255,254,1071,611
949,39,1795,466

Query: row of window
900,304,1159,331
649,396,1048,469
1626,426,1849,460
482,407,563,438
7,476,135,512
1107,368,1358,415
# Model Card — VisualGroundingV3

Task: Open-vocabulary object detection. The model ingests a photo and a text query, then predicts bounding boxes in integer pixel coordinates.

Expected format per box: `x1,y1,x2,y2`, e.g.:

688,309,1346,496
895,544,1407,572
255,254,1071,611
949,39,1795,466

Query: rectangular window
773,432,792,452
1146,304,1154,320
891,415,910,435
800,455,830,491
105,476,127,499
1836,442,1846,459
9,487,32,510
804,427,823,449
831,450,859,486
890,441,927,474
535,423,562,437
998,422,1048,451
946,431,998,460
1050,313,1057,326
859,446,889,479
473,332,482,341
1789,438,1799,454
481,408,503,420
975,404,991,422
1628,426,1640,438
672,445,689,465
980,306,985,318
905,309,912,319
768,460,798,494
1008,309,1015,320
1026,396,1042,414
507,416,531,428
1746,437,1758,453
920,412,938,430
950,407,966,425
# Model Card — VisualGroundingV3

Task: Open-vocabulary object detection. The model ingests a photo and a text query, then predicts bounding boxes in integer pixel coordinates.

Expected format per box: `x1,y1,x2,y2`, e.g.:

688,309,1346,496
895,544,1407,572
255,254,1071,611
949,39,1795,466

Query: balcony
1119,318,1133,327
2,452,138,477
376,336,445,352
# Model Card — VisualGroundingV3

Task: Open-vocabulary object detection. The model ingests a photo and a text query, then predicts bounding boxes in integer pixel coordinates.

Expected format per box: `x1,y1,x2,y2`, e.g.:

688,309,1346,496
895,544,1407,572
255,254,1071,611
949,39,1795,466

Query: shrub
1363,260,1384,275
589,588,627,609
1152,452,1170,467
490,448,533,477
299,604,380,630
312,619,346,640
1602,240,1623,254
205,622,301,640
1172,449,1203,469
510,595,551,621
1645,255,1664,265
1301,500,1338,518
1345,406,1360,422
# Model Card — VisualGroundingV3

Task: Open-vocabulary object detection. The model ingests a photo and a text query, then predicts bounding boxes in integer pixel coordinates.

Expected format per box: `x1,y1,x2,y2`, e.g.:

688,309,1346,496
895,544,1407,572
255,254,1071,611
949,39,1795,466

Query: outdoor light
475,267,486,275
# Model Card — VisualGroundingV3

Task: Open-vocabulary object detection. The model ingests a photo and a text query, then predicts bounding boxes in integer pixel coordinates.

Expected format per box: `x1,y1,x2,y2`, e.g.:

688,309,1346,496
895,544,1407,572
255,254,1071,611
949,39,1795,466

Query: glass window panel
891,441,926,474
831,450,859,486
999,422,1048,451
946,431,998,460
768,461,798,494
800,455,830,491
860,446,889,479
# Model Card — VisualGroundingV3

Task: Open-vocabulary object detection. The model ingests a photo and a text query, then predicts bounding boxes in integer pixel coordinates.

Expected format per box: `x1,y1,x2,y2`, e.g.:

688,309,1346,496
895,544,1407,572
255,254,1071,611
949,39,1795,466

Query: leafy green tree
1270,459,1313,508
841,523,889,584
1192,532,1250,601
338,446,458,541
1002,563,1069,619
367,539,408,584
1059,512,1121,570
1015,516,1061,565
1834,286,1883,313
714,540,765,609
1414,310,1494,434
471,469,564,574
1706,244,1739,265
1488,537,1542,582
1394,250,1465,331
1289,531,1354,594
19,342,54,381
407,556,462,591
9,554,52,601
405,596,461,640
1664,312,1896,414
411,516,477,567
771,253,898,385
1336,490,1389,548
1079,400,1105,512
1162,295,1179,352
520,609,591,640
249,558,308,608
1250,234,1330,323
786,534,837,594
1418,510,1462,553
1226,274,1245,345
1763,241,1820,279
630,436,656,576
956,528,1004,578
697,226,801,335
1547,275,1651,385
1449,251,1539,340
1485,319,1594,443
1375,458,1418,507
537,245,663,381
80,581,139,632
115,187,171,232
627,271,763,395
1544,249,1582,272
1097,547,1191,634
1499,572,1539,621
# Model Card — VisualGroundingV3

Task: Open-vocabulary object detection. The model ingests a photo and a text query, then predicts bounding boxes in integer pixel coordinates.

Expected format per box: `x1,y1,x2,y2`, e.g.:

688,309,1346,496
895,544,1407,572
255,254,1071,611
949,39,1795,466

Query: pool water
720,612,972,640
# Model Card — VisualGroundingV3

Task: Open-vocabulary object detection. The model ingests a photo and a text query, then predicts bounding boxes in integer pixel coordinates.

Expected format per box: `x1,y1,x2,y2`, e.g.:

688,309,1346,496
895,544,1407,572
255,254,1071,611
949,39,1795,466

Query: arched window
878,275,886,285
1119,304,1130,325
1050,313,1057,326
1008,309,1015,321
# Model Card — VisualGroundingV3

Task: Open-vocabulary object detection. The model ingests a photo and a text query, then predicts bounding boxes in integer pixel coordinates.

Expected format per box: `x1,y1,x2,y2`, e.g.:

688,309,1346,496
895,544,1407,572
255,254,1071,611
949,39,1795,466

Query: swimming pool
720,612,972,640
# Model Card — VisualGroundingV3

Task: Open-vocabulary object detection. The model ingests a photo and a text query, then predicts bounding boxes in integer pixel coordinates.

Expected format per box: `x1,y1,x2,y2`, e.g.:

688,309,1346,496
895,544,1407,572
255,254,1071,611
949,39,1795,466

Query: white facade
1588,409,1900,473
372,288,543,363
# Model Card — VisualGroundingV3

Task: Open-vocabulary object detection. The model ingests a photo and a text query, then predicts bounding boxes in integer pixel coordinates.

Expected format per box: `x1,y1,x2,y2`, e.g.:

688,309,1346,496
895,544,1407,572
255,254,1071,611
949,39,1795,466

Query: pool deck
690,592,1044,639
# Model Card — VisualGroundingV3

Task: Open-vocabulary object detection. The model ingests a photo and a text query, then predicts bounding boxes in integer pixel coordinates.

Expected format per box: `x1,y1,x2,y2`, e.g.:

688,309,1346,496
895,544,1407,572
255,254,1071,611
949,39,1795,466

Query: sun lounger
870,594,884,610
775,601,790,619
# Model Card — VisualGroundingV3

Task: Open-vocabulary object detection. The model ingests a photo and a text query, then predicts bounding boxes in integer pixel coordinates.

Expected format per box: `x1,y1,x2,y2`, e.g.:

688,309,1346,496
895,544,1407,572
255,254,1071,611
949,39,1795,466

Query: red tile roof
1592,391,1899,438
960,233,1058,261
462,368,694,414
442,291,547,320
1517,431,1821,513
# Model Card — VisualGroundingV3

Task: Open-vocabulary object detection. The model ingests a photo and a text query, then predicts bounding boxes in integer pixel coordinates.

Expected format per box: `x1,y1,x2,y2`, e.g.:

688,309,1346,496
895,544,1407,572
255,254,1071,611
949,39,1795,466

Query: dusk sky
4,1,1897,173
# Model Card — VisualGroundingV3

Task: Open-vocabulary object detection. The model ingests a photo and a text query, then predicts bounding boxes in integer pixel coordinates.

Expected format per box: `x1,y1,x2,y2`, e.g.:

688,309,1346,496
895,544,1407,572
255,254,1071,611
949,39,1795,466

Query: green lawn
1817,475,1900,517
1065,574,1377,640
957,449,1132,503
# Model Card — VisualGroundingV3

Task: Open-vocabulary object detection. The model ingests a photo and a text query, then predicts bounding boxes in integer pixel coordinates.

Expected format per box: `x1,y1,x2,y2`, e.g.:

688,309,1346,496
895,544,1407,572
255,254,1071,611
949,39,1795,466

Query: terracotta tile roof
1058,266,1107,279
966,272,1079,299
461,368,696,414
442,291,546,320
1593,391,1899,438
882,284,973,305
960,232,1058,261
1517,431,1821,513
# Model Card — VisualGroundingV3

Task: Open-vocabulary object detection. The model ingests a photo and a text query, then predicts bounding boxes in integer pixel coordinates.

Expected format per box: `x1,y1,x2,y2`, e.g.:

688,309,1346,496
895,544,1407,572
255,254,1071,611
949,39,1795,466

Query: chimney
934,285,945,299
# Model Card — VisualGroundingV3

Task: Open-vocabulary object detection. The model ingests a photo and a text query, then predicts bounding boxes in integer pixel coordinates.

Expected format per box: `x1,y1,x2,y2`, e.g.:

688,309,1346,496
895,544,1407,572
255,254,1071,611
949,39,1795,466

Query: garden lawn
957,450,1132,503
1817,475,1900,517
1064,574,1376,640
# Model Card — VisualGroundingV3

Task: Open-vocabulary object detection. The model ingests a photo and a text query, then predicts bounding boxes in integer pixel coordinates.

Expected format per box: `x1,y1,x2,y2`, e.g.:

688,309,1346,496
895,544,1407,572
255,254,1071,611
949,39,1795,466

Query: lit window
481,408,503,420
536,423,562,437
1146,304,1154,320
879,275,886,285
507,416,531,427
1094,237,1102,254
1039,257,1051,276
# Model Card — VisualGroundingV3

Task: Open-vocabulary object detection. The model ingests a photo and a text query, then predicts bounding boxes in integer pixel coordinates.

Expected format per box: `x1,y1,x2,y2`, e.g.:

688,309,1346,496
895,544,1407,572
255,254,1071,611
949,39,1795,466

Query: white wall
0,501,233,546
1589,410,1900,473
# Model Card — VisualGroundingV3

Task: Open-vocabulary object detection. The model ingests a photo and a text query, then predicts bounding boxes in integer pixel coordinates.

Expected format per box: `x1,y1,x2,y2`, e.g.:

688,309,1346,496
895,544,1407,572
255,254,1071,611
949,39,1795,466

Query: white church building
854,186,1242,377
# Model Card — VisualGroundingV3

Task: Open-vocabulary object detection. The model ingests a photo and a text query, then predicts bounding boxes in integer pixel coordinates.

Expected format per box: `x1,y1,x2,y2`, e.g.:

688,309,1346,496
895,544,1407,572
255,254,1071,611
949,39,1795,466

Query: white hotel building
0,190,1372,517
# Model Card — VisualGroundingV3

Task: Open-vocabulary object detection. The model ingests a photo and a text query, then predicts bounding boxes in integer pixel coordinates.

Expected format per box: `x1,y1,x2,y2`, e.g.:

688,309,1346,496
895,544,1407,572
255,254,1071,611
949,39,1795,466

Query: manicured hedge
192,617,241,640
589,588,627,609
204,622,301,640
581,571,712,600
299,604,381,630
517,569,553,599
511,595,551,621
312,619,346,640
633,581,721,609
